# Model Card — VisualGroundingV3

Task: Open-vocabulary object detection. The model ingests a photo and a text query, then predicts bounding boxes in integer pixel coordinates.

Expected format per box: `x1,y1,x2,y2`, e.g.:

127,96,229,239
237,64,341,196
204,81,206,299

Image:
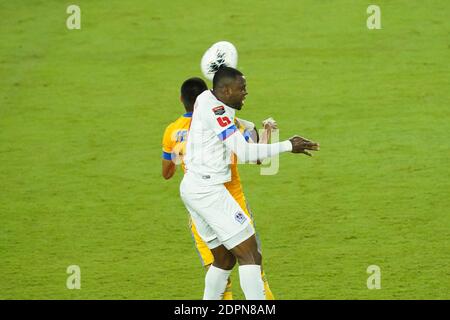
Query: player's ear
224,86,232,97
180,95,183,103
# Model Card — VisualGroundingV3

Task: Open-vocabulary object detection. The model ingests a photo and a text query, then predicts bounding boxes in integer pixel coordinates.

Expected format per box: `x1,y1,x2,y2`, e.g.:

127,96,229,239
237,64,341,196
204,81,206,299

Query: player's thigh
231,194,263,254
210,245,236,270
204,184,254,243
225,184,255,227
181,177,255,251
181,190,218,246
242,199,263,254
229,233,261,265
189,218,214,267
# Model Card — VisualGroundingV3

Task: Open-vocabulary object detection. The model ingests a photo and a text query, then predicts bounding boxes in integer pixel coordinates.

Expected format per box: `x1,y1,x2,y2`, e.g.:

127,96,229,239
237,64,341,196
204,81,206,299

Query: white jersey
184,90,236,185
184,90,293,186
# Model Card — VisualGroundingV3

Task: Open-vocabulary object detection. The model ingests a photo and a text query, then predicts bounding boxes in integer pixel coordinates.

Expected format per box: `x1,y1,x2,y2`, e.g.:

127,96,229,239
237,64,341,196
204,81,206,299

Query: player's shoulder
196,89,212,103
164,115,184,135
196,90,220,109
163,119,177,133
196,90,230,117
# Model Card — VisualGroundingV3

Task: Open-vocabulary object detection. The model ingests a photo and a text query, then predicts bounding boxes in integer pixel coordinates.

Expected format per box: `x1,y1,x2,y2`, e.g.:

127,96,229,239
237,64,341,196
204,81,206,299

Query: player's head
212,66,247,110
180,77,208,112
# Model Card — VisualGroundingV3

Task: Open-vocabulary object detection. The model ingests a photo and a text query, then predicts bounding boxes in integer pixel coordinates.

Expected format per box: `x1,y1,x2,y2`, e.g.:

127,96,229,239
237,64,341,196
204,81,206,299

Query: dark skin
211,235,262,269
212,75,248,110
289,135,320,156
211,75,320,269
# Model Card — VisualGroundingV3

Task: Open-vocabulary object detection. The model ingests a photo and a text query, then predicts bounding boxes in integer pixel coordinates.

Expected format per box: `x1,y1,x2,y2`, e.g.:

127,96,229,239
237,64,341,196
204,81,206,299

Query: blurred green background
0,0,449,299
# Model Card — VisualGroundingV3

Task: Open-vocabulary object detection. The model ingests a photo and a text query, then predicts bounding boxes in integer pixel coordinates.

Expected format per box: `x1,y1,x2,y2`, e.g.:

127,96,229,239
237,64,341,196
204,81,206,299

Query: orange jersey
162,112,192,171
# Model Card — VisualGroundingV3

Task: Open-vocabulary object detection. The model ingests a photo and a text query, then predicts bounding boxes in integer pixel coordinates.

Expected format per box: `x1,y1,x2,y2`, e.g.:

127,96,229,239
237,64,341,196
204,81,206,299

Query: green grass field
1,0,449,299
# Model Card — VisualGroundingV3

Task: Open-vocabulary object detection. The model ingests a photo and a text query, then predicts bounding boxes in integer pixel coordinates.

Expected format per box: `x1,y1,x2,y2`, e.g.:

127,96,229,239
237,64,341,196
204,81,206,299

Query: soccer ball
200,41,238,81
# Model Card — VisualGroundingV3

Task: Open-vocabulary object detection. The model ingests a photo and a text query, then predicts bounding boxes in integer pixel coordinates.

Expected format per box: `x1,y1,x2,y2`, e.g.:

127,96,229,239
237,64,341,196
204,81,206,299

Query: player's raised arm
259,117,320,156
208,67,319,162
222,128,319,162
260,117,277,144
211,110,318,162
224,129,291,162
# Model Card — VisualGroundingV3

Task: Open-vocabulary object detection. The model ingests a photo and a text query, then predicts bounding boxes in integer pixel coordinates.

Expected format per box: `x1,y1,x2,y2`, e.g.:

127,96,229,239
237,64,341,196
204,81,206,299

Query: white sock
203,265,232,300
239,265,265,300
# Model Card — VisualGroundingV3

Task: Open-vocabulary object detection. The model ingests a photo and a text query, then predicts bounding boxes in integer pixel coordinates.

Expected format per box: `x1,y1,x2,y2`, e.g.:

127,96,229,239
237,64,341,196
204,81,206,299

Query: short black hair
212,66,243,90
181,77,208,111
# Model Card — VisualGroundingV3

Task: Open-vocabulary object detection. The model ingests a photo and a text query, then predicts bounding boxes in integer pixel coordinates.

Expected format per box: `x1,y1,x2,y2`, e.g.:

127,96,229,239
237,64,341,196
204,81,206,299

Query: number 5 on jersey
217,116,231,127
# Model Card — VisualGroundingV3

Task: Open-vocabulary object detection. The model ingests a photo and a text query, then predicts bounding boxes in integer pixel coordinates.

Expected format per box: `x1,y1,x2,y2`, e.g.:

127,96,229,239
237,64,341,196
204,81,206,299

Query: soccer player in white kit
180,66,319,300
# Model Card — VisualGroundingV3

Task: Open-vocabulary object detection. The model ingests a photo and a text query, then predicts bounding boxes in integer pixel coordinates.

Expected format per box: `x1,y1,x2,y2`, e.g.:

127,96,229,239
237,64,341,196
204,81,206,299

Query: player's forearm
162,168,175,180
162,161,176,179
259,128,271,144
224,131,292,163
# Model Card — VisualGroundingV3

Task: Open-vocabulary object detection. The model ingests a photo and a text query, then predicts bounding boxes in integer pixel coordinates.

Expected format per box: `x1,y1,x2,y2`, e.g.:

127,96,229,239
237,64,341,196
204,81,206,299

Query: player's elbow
234,151,259,164
225,135,261,163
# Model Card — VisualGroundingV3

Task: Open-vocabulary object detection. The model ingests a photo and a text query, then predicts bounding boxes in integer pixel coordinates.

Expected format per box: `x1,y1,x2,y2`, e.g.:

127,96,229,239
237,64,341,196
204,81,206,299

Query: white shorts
180,174,255,250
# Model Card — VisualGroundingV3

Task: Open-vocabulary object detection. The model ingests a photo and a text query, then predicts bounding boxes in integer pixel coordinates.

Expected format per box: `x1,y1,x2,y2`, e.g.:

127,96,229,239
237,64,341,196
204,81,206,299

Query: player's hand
262,117,278,130
289,135,320,156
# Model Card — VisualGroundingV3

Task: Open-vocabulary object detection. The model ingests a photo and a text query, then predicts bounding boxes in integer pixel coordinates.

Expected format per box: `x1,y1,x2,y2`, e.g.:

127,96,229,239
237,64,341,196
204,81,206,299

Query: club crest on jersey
234,212,247,224
174,129,188,143
212,106,225,116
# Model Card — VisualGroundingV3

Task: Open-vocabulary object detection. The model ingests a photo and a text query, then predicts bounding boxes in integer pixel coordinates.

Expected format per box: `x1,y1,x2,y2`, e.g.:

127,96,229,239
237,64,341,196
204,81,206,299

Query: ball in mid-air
200,41,238,81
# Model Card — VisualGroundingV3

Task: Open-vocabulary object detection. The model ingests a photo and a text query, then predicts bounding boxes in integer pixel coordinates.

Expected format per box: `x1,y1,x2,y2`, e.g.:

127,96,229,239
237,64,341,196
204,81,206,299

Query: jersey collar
183,112,193,117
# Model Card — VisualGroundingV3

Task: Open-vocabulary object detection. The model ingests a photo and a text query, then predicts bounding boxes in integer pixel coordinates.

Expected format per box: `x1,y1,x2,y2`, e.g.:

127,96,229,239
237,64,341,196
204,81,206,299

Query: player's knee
213,259,236,270
231,237,261,265
235,249,261,265
224,255,236,270
236,255,255,265
213,254,236,270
